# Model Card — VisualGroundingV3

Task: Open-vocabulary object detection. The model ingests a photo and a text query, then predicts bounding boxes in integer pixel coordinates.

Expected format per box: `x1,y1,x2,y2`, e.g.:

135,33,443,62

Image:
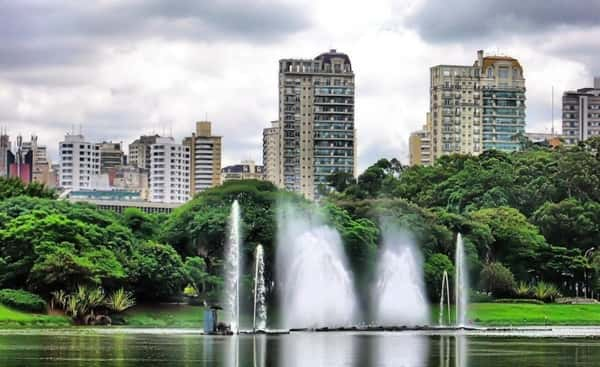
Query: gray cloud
407,0,600,43
0,0,310,70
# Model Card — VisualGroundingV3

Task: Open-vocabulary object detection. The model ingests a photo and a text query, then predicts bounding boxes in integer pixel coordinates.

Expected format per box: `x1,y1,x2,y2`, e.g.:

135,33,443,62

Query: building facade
7,135,33,183
128,135,159,171
563,78,600,144
99,142,124,172
149,137,190,203
31,138,51,186
409,115,432,166
0,133,10,178
184,121,222,195
478,51,526,151
262,120,281,186
221,160,265,183
58,134,101,191
278,49,355,200
425,50,526,163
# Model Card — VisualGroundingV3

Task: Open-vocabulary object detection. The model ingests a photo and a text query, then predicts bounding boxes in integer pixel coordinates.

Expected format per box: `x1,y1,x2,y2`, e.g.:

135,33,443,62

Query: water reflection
376,333,429,366
280,333,357,367
6,330,600,367
253,335,266,367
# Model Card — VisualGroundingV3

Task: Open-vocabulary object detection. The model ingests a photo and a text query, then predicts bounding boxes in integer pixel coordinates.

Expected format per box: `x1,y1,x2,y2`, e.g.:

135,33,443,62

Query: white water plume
276,204,359,329
373,229,429,326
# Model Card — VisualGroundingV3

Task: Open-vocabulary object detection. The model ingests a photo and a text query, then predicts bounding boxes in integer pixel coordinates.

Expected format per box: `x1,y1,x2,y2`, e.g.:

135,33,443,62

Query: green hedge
0,289,47,313
494,298,544,305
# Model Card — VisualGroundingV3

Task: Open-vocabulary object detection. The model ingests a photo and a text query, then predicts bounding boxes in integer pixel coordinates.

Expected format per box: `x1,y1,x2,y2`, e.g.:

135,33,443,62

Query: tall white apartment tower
149,137,191,203
58,134,100,190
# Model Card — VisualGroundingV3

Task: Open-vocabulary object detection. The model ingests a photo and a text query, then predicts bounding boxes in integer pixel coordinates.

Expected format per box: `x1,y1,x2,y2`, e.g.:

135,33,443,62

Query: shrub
494,298,544,305
105,288,136,313
478,262,516,298
0,289,47,313
532,282,561,302
514,282,532,298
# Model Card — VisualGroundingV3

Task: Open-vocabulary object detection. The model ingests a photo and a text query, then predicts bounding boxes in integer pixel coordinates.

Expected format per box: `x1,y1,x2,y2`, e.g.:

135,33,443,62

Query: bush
478,262,516,298
0,289,47,313
514,282,532,298
532,281,561,302
494,298,544,305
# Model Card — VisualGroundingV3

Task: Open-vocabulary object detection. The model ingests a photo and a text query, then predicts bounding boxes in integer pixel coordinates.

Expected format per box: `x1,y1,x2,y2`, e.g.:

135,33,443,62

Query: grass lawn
122,304,208,328
0,304,70,328
433,303,600,326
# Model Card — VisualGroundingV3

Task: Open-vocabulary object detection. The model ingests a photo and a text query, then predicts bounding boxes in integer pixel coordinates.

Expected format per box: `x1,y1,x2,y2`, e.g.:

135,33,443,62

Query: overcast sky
1,0,598,171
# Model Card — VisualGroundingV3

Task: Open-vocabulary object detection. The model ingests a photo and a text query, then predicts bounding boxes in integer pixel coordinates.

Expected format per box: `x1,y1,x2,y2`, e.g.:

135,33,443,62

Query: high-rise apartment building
184,121,222,195
99,142,124,171
478,51,526,151
262,120,281,186
30,137,51,186
129,135,159,171
149,137,190,203
424,50,526,162
563,77,600,144
58,134,100,190
278,49,355,200
409,115,432,166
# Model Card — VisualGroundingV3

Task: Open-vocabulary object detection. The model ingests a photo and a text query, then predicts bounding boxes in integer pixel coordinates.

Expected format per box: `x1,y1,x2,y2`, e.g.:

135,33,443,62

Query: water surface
0,329,599,366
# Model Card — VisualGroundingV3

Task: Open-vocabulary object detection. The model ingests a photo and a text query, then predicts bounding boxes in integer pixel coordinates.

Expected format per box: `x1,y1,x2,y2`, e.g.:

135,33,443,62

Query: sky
0,0,598,171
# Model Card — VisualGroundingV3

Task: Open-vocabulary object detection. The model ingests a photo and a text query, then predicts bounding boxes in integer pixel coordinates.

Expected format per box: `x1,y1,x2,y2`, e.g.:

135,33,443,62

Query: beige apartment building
419,50,526,164
276,49,355,200
409,114,432,166
262,120,281,186
184,121,222,195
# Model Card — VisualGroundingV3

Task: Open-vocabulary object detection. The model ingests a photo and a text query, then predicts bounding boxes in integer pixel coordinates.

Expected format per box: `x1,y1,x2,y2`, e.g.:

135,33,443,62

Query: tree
0,178,55,200
326,171,356,193
123,208,159,240
531,198,600,250
470,207,547,279
424,253,454,301
129,241,187,300
183,256,209,292
478,262,516,298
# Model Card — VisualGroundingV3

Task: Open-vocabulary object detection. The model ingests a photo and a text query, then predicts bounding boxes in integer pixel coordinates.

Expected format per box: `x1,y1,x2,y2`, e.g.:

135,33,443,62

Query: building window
499,67,509,79
487,68,493,78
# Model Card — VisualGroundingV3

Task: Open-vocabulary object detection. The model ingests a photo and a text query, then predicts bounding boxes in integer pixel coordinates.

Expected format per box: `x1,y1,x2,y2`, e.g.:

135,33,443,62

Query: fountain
439,270,451,326
276,205,359,329
455,233,468,327
373,229,429,326
224,200,241,334
253,244,267,331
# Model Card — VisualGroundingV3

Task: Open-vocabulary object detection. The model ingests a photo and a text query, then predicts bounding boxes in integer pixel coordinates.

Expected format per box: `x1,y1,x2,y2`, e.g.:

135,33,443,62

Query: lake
0,328,599,366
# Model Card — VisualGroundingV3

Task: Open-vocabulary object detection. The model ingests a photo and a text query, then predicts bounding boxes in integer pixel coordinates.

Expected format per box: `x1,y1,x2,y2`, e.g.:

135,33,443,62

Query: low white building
149,137,191,203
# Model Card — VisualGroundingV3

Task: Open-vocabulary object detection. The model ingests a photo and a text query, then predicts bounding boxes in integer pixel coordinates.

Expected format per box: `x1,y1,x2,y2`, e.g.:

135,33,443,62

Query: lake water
1,328,599,366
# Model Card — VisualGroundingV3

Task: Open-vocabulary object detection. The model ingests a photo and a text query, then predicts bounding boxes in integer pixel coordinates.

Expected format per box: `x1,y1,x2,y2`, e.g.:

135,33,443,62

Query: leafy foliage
0,289,47,313
478,262,517,298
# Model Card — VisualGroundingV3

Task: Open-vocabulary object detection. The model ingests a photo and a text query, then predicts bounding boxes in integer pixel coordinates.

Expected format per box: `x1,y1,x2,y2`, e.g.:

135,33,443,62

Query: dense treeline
1,137,599,309
326,137,600,299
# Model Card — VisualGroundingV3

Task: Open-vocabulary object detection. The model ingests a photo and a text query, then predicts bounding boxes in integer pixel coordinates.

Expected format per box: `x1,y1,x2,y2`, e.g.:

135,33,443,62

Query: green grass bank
3,303,600,329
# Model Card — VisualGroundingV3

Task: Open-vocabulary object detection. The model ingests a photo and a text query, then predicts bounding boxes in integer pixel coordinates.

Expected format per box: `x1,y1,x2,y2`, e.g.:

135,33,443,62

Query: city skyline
1,1,599,171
